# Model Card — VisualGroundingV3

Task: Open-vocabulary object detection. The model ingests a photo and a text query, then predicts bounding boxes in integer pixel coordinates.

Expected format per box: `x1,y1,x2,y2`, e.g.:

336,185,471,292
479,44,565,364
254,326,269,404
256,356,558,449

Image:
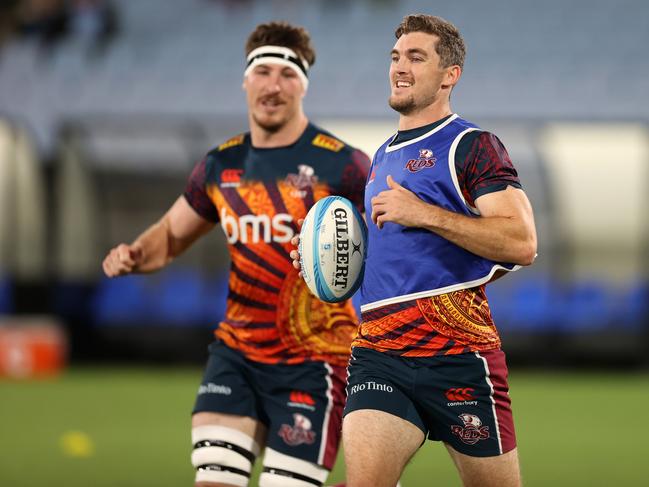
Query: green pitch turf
1,367,648,486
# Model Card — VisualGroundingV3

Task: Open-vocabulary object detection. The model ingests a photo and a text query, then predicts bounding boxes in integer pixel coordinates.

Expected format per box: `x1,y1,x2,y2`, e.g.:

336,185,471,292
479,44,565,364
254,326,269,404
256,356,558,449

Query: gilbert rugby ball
299,196,367,303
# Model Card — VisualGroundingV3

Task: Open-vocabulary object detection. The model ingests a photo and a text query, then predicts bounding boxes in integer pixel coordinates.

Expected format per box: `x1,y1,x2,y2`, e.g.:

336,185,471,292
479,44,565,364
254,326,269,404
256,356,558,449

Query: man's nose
264,72,282,93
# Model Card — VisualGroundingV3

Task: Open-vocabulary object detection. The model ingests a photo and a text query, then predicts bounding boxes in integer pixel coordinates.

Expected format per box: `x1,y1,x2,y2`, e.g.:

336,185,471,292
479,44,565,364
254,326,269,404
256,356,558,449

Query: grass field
1,367,648,487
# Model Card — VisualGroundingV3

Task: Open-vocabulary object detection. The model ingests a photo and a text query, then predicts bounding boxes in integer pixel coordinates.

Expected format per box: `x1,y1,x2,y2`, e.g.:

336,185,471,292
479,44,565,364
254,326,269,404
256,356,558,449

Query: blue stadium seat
149,269,208,326
557,280,617,332
92,275,152,325
613,280,649,330
0,275,12,314
488,274,559,332
92,270,231,327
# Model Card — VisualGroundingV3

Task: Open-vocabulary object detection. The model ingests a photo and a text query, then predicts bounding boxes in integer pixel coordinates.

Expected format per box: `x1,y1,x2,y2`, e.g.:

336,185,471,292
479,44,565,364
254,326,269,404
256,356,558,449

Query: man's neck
249,114,309,148
398,100,453,131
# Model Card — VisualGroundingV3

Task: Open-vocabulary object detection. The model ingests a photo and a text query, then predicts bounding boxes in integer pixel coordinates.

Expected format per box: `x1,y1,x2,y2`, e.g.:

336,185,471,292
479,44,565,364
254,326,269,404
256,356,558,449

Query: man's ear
442,65,462,89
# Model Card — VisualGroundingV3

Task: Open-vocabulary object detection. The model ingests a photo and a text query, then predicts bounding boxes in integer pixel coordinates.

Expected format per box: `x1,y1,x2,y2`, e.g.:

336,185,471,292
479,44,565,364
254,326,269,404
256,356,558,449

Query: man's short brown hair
395,14,465,69
246,21,316,67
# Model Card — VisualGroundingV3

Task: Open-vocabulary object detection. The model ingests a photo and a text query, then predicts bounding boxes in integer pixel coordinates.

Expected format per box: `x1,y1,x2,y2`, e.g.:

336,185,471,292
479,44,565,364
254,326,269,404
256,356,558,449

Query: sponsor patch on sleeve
218,134,245,151
312,134,345,152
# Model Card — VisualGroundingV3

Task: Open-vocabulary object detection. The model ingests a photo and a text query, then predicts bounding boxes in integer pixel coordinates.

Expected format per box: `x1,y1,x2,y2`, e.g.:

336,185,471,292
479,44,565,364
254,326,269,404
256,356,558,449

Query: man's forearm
421,205,536,265
129,219,175,273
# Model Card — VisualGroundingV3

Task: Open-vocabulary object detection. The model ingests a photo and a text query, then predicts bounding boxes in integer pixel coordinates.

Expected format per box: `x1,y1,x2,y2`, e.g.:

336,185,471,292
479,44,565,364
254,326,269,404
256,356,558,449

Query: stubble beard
252,112,287,134
389,88,441,117
388,93,417,115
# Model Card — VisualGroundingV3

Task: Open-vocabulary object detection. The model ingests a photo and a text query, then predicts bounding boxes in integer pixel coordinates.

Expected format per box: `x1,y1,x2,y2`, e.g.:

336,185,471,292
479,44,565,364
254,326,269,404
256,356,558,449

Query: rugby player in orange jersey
103,22,371,487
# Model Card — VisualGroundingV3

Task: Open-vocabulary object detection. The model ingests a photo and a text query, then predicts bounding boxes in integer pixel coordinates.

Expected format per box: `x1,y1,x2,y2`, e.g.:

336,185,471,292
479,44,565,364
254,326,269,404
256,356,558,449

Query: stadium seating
0,275,11,315
1,0,648,154
488,273,559,332
91,275,153,325
149,269,209,326
612,280,649,331
91,269,228,327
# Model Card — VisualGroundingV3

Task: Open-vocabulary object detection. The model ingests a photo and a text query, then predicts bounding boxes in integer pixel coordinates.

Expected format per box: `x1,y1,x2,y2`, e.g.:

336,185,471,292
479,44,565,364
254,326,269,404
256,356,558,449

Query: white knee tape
259,447,329,487
191,425,260,487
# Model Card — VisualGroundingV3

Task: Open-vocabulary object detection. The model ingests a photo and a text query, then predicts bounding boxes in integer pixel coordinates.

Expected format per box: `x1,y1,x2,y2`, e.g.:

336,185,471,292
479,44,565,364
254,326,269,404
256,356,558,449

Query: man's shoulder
217,133,247,151
456,130,507,157
452,115,480,131
205,133,250,163
305,125,371,175
307,124,359,156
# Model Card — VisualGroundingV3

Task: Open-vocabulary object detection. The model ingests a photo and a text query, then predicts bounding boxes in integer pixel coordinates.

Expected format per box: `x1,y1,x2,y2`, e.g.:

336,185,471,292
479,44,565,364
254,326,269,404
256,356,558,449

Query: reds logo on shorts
278,413,317,446
450,413,490,445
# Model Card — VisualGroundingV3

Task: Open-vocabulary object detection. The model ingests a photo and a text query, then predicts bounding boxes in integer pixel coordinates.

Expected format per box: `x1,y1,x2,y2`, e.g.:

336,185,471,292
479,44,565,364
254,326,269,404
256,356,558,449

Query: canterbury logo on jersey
220,208,294,244
220,169,244,188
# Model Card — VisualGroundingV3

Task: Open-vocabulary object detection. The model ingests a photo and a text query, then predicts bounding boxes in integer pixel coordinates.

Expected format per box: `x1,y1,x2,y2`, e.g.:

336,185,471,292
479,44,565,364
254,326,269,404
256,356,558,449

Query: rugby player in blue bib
295,13,537,487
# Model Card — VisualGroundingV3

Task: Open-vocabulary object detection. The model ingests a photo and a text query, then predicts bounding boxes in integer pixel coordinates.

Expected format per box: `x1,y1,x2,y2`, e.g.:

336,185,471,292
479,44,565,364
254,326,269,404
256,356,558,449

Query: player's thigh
343,409,423,487
258,361,347,486
342,347,426,487
192,411,267,446
191,341,265,486
446,444,521,487
193,341,259,420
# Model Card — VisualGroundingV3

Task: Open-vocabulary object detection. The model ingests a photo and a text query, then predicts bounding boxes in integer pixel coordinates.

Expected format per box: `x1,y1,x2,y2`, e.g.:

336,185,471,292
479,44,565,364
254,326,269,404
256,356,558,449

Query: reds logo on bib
405,148,436,173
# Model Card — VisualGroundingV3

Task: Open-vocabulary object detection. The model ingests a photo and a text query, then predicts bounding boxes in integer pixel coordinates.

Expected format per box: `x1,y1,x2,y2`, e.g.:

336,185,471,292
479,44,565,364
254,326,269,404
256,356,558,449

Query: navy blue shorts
193,340,346,469
343,347,516,457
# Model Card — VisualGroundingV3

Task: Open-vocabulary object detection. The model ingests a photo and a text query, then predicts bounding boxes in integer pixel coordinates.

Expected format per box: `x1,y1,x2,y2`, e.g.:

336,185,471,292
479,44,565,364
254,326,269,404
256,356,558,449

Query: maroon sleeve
339,149,371,212
183,157,219,223
456,132,521,207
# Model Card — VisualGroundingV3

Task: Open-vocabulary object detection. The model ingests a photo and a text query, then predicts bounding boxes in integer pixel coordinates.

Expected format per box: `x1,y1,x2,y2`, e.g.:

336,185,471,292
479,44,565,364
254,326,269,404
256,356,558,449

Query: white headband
244,45,309,90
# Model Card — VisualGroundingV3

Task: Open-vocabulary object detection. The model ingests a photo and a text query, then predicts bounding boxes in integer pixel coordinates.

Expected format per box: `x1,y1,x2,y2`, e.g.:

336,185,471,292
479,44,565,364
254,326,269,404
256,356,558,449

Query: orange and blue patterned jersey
184,123,370,366
353,287,502,357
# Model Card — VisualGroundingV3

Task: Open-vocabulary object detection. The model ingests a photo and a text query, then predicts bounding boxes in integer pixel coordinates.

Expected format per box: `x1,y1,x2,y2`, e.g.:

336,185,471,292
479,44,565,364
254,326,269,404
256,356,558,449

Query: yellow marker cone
59,431,95,457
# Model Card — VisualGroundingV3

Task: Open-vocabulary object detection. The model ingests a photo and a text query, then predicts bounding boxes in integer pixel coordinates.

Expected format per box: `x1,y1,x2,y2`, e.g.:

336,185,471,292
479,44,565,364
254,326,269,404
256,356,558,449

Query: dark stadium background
1,1,648,486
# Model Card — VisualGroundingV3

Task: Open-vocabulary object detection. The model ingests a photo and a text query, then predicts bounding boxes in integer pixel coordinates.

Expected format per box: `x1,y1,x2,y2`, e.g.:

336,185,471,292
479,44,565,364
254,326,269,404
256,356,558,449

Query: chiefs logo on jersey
286,164,319,198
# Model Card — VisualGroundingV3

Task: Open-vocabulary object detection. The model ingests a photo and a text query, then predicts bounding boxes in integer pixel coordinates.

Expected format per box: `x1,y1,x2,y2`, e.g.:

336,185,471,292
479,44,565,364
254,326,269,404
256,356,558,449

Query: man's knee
191,425,261,487
446,444,521,487
259,447,329,487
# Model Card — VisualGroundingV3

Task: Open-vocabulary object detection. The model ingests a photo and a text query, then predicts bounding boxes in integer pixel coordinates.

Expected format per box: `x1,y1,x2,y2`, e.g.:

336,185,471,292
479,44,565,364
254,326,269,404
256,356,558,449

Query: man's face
388,32,450,115
243,63,305,133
